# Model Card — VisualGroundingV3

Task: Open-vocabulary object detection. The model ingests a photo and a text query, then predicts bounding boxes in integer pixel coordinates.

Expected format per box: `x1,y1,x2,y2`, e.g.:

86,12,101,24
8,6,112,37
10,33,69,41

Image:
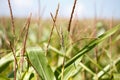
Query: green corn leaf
23,67,36,80
55,24,120,78
78,62,96,76
85,54,102,70
113,73,120,80
0,52,13,72
58,56,83,80
27,47,56,80
93,57,120,79
0,75,9,80
0,51,19,72
44,43,69,59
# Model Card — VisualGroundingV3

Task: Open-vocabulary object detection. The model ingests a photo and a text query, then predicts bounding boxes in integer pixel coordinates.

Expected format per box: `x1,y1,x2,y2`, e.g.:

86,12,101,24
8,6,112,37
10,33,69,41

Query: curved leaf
27,47,56,80
0,51,19,72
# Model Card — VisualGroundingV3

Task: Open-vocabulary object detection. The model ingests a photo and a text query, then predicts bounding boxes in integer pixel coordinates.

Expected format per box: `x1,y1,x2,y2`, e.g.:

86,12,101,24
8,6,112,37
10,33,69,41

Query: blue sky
0,0,120,19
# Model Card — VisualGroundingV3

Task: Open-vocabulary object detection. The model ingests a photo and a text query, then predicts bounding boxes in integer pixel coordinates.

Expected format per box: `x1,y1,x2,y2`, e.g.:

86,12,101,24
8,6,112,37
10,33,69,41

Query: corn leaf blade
27,47,56,80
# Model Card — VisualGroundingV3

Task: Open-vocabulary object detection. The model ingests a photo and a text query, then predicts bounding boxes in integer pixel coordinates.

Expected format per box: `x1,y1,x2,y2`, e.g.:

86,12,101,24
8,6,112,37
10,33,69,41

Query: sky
0,0,120,19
